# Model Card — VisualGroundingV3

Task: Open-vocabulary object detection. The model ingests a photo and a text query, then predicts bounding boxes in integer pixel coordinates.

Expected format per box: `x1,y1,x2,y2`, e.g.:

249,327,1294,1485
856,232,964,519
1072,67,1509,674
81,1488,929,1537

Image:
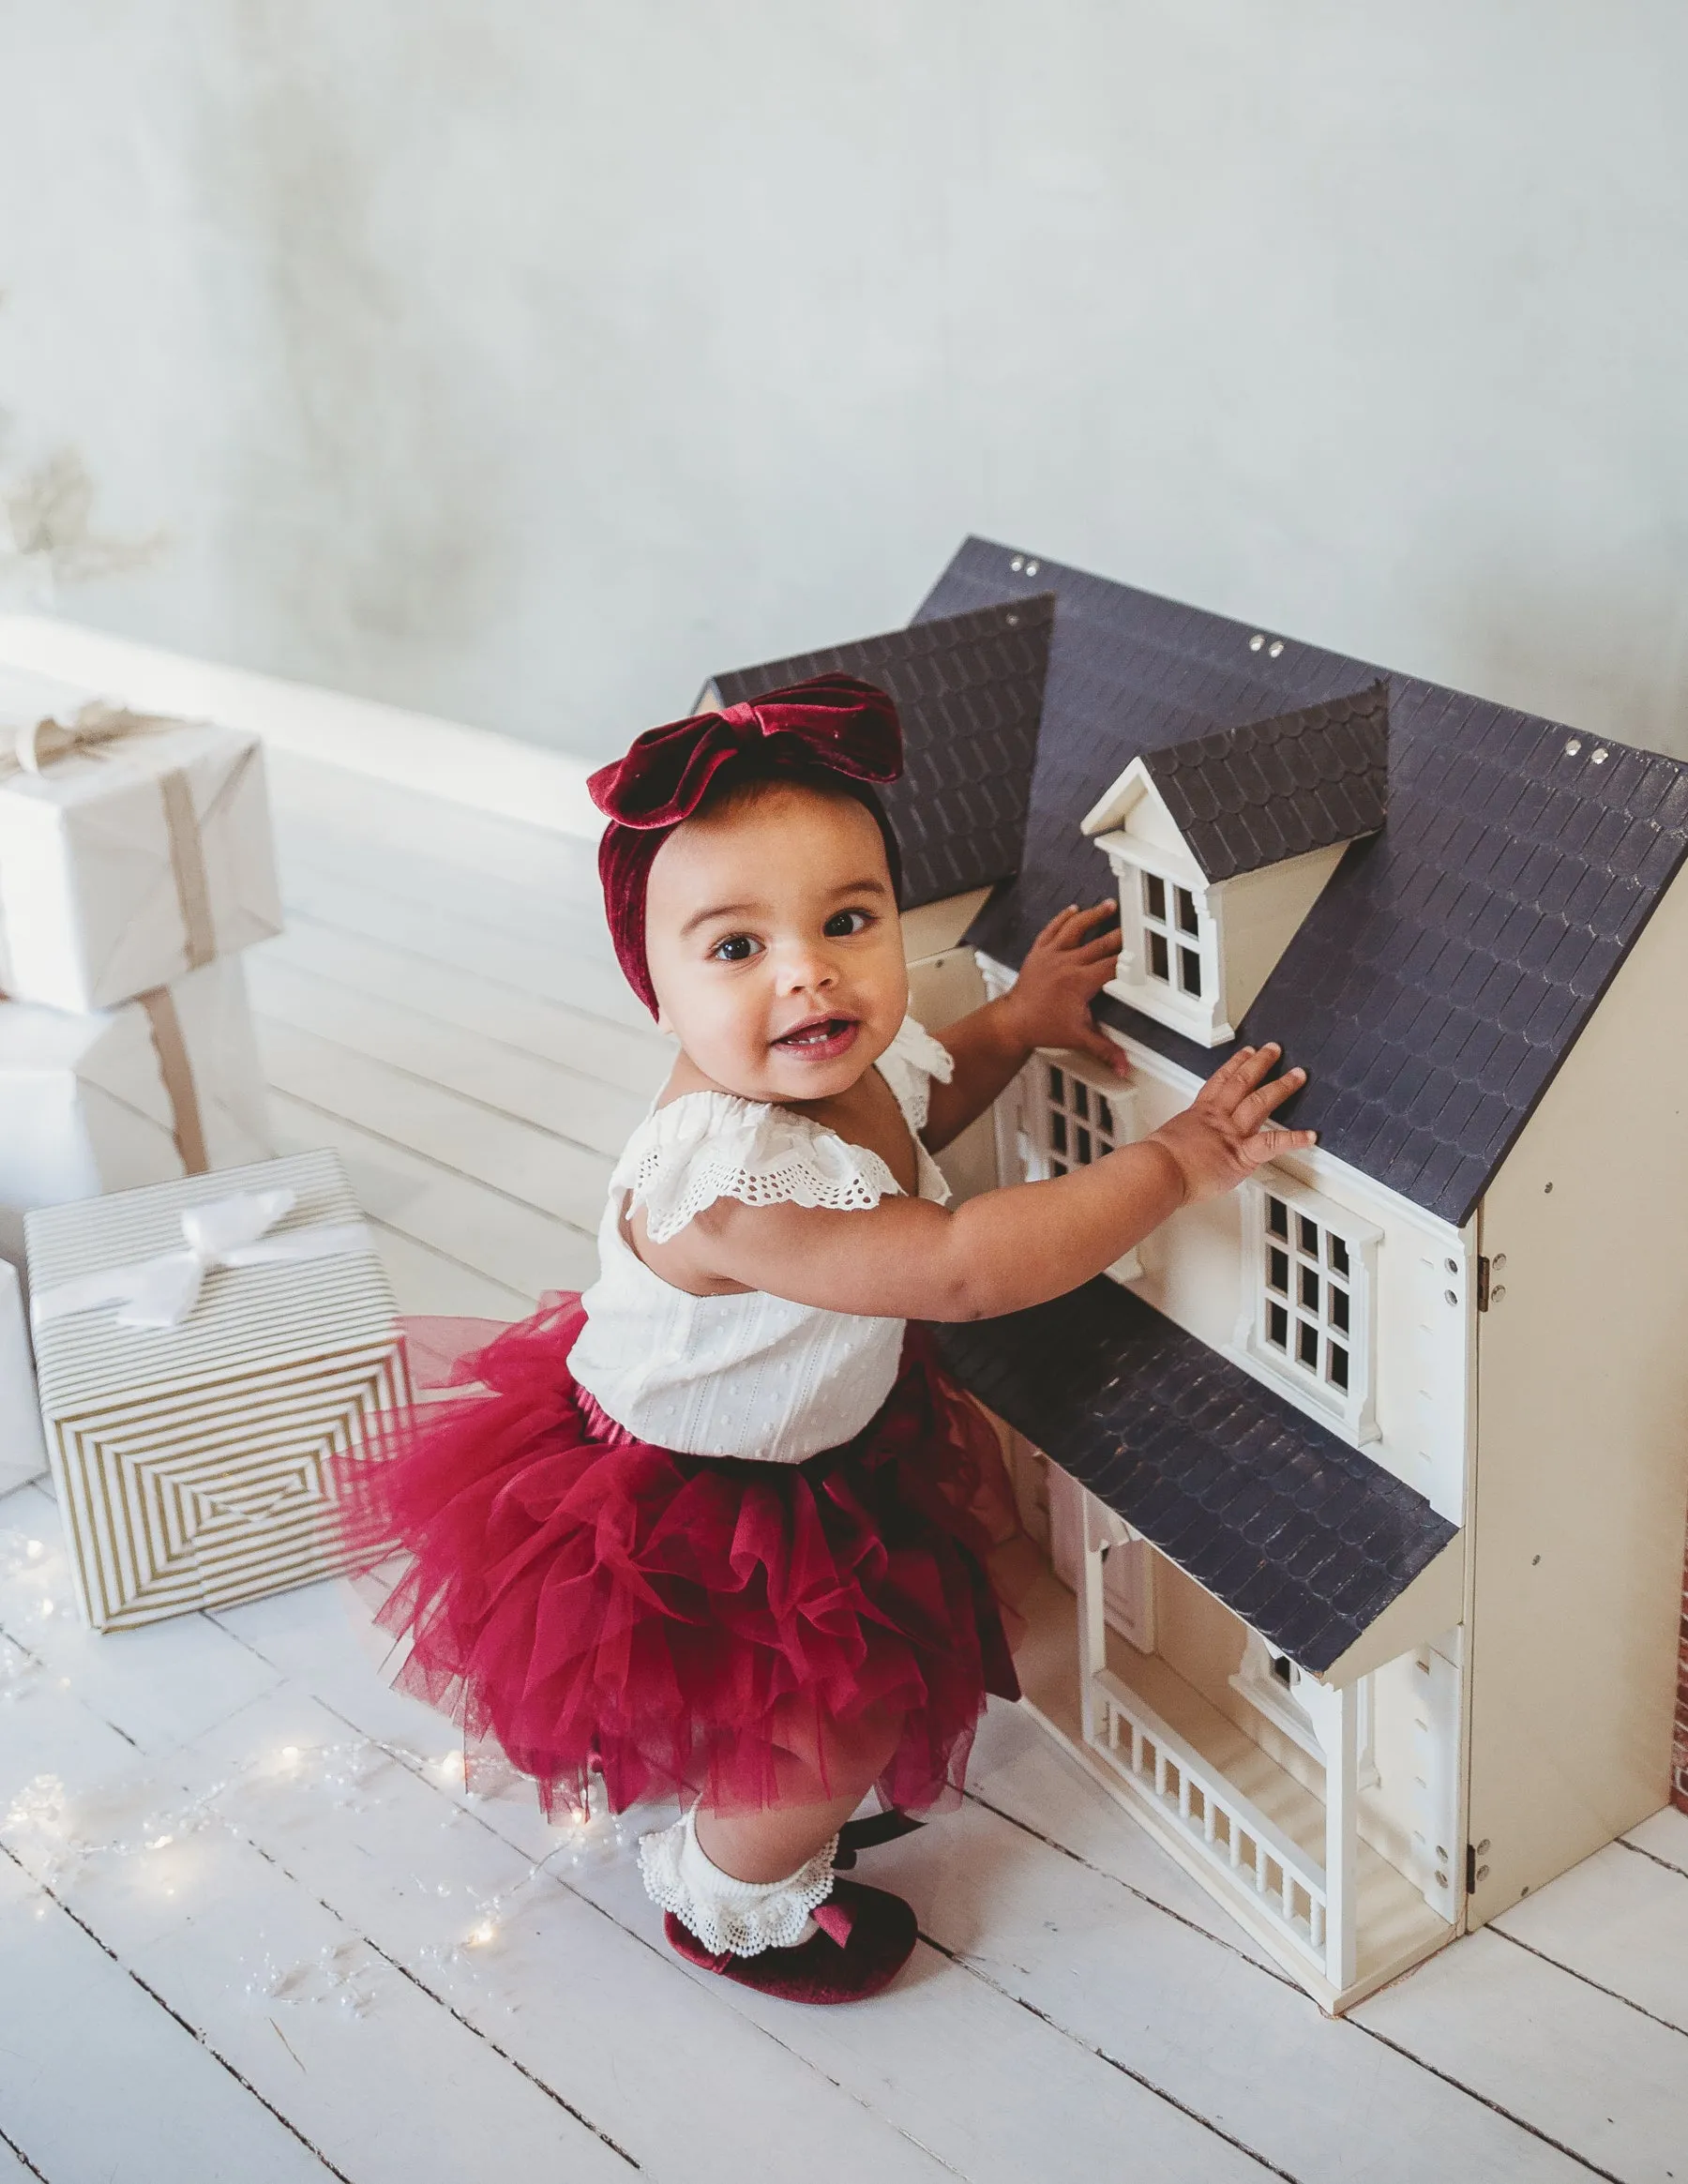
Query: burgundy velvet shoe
664,1878,918,2003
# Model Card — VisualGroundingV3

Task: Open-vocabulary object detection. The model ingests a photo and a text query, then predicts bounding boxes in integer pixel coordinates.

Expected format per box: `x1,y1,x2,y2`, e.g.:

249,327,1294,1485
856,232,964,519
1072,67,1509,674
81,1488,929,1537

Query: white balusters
1089,1666,1329,1973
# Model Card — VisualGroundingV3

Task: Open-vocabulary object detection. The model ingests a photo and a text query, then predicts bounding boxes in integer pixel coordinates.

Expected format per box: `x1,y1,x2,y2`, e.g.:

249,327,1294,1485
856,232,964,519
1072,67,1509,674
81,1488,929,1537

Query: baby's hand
1150,1043,1315,1204
998,901,1127,1078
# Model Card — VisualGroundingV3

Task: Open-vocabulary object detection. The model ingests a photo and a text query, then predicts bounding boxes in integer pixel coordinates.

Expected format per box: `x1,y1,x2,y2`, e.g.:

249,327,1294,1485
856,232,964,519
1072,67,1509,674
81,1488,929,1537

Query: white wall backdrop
2,1,1685,760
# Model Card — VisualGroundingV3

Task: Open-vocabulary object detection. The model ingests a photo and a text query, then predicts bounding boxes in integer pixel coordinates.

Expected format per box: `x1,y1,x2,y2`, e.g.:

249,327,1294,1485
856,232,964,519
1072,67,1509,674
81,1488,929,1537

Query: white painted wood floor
4,751,1688,2184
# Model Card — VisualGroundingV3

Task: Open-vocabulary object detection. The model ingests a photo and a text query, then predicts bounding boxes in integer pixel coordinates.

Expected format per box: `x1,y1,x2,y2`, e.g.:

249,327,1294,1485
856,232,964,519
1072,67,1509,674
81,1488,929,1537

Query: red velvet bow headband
588,672,905,1017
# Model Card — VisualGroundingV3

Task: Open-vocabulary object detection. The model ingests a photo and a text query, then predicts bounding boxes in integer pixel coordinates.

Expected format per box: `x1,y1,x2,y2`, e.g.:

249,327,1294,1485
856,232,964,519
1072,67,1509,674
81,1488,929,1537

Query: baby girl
342,673,1311,2004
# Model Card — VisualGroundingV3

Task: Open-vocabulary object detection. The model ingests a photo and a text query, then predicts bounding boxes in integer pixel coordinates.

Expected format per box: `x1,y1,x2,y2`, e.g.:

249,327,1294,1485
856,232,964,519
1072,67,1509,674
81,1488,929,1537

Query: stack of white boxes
0,665,281,1495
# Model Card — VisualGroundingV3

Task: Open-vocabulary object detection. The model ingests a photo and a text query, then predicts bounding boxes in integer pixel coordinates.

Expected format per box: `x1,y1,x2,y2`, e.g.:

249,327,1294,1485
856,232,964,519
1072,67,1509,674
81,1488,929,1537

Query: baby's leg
697,1697,904,1881
695,1783,867,1883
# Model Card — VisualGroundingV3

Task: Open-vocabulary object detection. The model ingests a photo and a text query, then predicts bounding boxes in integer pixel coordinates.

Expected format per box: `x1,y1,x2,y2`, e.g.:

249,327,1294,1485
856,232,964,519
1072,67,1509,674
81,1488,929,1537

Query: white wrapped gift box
0,664,283,1014
0,956,272,1266
0,1258,48,1496
25,1149,410,1631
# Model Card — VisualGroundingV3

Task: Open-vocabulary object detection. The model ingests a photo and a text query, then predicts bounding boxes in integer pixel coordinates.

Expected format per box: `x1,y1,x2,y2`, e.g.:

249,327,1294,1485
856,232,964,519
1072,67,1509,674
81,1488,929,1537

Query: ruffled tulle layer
328,1296,1020,1820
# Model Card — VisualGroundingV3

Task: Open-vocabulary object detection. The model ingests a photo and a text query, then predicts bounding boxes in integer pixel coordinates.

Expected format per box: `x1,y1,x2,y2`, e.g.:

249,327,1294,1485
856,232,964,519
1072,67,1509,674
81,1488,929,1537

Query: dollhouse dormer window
1079,685,1389,1050
1084,828,1228,1043
1139,870,1206,999
1016,1052,1143,1283
1235,1173,1380,1445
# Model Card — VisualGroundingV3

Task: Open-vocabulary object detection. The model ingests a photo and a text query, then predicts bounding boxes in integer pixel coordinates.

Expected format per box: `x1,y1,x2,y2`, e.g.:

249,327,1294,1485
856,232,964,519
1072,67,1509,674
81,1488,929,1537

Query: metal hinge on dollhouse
1475,1257,1492,1312
1465,1841,1491,1892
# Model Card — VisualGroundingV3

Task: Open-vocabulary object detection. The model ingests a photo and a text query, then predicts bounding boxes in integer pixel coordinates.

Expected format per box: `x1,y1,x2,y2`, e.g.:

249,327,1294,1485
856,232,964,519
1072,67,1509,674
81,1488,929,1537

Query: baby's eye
822,909,874,939
711,934,761,963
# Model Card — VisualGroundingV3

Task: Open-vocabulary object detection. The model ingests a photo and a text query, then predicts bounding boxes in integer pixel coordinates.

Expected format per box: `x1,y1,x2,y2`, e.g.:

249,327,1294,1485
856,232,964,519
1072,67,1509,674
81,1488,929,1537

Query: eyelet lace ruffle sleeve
875,1015,956,1134
614,1092,903,1246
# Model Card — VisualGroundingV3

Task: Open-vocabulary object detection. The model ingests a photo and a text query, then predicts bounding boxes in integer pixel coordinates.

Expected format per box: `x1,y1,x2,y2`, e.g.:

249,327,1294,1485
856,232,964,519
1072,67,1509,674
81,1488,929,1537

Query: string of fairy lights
0,1524,641,2016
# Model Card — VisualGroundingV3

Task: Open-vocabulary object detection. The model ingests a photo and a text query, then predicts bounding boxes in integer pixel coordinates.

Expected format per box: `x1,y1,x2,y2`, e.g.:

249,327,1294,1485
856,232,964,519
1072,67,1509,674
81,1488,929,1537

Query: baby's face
643,779,909,1105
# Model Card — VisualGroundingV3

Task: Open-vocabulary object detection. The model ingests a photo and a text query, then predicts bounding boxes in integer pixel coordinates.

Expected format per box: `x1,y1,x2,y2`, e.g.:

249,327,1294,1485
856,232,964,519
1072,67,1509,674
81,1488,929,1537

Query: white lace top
569,1016,955,1464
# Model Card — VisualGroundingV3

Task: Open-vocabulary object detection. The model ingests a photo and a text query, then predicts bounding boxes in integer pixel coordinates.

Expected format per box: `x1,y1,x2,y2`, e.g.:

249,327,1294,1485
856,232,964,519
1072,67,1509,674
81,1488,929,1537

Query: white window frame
1138,866,1207,1004
1093,836,1232,1044
1233,1172,1380,1445
1015,1049,1142,1284
1228,1632,1379,1788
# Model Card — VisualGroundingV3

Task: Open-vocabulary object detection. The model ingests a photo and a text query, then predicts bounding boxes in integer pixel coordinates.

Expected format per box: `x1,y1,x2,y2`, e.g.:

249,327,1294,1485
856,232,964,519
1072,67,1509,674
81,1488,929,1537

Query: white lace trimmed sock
638,1802,838,1957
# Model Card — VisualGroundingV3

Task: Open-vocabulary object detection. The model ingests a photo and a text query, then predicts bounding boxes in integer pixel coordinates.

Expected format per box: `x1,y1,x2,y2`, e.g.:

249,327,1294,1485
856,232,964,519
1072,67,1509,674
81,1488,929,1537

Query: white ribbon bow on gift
0,700,173,781
31,1187,374,1333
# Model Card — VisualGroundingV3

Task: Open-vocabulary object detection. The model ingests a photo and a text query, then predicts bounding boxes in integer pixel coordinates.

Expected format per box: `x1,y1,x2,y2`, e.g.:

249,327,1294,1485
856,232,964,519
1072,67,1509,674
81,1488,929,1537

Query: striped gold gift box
25,1149,409,1632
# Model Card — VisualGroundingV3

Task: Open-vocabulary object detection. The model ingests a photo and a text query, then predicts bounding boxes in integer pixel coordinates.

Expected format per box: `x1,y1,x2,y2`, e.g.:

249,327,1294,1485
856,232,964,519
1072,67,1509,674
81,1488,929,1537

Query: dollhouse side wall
1465,862,1688,1927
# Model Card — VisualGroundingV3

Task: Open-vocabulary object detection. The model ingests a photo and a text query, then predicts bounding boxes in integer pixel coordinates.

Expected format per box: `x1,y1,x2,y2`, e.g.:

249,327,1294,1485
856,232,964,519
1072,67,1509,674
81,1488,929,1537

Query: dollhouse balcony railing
1091,1666,1331,1966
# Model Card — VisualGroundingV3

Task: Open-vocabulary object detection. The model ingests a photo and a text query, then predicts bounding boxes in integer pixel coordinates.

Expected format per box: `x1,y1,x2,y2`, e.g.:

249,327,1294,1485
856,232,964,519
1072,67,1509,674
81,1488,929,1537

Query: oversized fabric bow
588,672,905,1016
31,1186,374,1333
586,673,902,830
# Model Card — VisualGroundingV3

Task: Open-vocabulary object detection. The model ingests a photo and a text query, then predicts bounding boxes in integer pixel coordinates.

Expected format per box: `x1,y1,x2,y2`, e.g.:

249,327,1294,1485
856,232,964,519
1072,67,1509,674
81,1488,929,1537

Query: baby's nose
774,938,837,990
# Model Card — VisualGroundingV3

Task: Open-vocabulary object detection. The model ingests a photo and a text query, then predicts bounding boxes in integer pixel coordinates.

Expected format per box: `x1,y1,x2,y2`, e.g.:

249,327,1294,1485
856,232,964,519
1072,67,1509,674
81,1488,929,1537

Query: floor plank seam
279,844,611,932
914,1927,1305,2182
1488,1923,1688,2041
651,1935,976,2181
234,1811,646,2169
270,828,607,921
1347,2018,1629,2183
232,1826,642,2173
295,1695,985,2177
370,1946,641,2170
277,909,659,1053
1615,1832,1688,1881
950,1790,1646,2179
271,818,608,918
0,1618,143,1751
0,1840,354,2183
264,1085,603,1244
253,1011,620,1163
365,1215,539,1309
278,866,624,989
256,956,659,1108
0,2125,52,2182
960,1784,1303,1993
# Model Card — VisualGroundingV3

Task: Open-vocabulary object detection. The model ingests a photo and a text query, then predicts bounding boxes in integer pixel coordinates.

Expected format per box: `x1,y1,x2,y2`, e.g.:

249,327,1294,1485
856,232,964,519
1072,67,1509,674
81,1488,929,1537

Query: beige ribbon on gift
0,700,240,972
30,1185,373,1332
137,986,210,1175
0,975,209,1180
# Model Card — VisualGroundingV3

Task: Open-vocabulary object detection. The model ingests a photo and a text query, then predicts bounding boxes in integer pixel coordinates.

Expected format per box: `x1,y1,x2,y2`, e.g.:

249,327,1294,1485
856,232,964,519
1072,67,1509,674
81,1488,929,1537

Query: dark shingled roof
708,595,1052,911
936,1278,1457,1675
1135,682,1390,882
916,538,1688,1227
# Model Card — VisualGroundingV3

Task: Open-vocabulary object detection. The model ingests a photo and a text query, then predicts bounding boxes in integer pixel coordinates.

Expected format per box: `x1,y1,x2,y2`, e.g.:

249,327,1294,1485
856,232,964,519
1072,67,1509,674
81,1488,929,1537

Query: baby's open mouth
773,1016,860,1057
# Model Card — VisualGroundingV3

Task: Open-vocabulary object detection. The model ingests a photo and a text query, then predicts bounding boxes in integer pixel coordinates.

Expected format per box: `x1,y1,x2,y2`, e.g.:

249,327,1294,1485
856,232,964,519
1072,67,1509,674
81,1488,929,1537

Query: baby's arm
643,1044,1312,1321
923,902,1126,1152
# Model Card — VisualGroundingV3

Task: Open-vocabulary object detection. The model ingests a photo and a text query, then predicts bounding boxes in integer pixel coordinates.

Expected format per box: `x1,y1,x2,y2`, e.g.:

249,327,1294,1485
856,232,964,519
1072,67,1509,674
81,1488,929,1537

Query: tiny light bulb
280,1745,300,1763
468,1920,498,1947
148,1834,174,1850
25,1541,42,1559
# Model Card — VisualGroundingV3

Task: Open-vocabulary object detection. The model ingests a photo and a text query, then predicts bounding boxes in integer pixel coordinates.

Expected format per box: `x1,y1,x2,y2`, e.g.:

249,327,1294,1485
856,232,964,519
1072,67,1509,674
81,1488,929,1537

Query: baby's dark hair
692,759,905,904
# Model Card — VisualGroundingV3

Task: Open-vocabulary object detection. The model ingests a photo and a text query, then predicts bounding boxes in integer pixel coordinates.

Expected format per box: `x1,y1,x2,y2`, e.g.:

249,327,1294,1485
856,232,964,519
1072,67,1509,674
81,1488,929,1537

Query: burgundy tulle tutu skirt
329,1296,1021,1820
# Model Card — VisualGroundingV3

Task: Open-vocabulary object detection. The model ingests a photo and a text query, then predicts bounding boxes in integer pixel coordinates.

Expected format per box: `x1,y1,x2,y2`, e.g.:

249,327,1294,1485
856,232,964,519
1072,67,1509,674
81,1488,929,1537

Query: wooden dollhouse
705,538,1688,2014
